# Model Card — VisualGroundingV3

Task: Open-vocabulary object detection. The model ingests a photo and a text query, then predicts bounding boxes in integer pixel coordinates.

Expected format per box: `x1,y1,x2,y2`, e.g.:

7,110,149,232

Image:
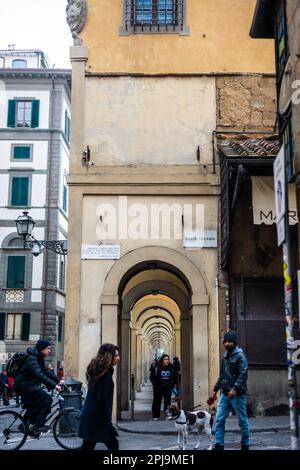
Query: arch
100,246,209,417
1,232,23,248
101,246,207,300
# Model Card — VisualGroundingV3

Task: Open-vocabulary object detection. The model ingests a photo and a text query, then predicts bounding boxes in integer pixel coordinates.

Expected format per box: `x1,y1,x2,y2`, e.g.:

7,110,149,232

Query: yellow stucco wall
81,0,275,74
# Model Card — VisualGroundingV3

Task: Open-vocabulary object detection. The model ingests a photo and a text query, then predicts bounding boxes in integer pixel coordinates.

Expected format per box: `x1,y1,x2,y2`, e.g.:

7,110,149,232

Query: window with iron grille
121,0,189,34
275,0,289,81
282,108,295,182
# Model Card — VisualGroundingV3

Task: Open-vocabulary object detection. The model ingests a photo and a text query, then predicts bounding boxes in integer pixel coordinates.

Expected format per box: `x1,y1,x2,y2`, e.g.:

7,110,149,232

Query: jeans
214,393,250,447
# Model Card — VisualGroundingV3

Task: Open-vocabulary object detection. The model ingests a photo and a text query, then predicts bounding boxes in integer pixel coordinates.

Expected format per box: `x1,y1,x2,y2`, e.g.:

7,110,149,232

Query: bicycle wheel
53,409,82,450
0,410,27,451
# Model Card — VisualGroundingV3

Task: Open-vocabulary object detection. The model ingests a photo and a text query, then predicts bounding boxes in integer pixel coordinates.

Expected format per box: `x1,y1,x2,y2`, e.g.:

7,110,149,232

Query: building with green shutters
0,48,71,372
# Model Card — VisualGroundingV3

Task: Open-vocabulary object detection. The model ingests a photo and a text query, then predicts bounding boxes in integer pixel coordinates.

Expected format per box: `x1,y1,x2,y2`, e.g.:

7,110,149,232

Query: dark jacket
79,368,114,443
150,364,173,390
0,372,8,393
13,347,60,393
214,346,248,395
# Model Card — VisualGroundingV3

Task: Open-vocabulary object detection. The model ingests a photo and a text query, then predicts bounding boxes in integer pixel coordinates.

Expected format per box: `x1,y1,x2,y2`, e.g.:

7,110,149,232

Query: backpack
6,352,28,378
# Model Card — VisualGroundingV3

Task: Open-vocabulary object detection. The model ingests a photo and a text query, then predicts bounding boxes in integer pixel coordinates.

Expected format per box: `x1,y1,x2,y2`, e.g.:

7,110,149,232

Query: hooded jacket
13,347,60,392
213,346,248,395
149,364,174,390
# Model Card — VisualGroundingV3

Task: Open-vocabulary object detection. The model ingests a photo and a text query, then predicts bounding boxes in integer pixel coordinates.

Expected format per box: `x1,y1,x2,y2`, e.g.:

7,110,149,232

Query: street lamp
15,210,67,256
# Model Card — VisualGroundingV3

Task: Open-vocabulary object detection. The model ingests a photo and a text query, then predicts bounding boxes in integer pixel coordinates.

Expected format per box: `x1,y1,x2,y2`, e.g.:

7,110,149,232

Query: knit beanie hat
36,339,51,352
223,331,237,345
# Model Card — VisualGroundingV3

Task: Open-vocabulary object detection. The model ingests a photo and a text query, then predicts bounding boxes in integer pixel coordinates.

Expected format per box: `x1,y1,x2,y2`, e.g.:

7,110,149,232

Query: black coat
149,364,174,390
13,347,60,393
79,368,114,443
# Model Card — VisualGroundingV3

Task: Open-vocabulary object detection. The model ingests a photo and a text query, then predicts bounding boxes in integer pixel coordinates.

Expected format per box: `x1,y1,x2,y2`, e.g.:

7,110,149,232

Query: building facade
249,0,300,413
0,49,71,371
65,0,275,418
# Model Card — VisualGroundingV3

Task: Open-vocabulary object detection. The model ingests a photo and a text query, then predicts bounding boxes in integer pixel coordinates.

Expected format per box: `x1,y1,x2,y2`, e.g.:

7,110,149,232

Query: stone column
100,296,119,421
180,315,192,409
120,315,130,411
191,295,209,408
64,45,88,380
131,327,138,396
136,333,142,392
175,327,181,358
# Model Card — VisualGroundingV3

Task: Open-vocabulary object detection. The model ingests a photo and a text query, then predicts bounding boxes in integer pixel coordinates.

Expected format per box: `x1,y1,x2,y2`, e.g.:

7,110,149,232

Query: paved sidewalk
118,415,290,435
118,381,290,435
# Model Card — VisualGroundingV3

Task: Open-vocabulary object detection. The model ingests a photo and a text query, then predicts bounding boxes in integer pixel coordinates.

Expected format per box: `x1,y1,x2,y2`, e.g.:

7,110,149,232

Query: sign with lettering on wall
81,244,121,260
183,230,217,248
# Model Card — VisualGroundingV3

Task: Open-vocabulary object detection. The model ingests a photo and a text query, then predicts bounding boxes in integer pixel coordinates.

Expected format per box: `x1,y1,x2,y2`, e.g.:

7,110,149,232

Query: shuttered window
12,145,32,160
21,313,31,341
7,256,26,289
64,110,71,143
0,313,5,341
58,315,63,342
11,176,29,206
7,99,40,128
5,313,30,341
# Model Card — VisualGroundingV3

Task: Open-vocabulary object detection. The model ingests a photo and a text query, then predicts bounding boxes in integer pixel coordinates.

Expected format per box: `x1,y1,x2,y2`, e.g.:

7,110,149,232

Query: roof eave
250,0,276,39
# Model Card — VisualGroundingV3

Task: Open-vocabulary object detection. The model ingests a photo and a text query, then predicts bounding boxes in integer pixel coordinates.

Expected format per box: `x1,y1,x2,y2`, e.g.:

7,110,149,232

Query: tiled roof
218,138,280,158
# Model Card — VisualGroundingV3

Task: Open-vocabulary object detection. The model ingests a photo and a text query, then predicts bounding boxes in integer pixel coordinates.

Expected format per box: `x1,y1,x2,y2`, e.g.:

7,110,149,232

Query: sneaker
27,425,42,438
241,445,249,450
153,418,159,421
35,425,51,433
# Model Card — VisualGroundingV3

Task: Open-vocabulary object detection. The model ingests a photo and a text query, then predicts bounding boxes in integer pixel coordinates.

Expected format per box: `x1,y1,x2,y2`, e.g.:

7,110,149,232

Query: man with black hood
208,331,250,450
14,339,61,434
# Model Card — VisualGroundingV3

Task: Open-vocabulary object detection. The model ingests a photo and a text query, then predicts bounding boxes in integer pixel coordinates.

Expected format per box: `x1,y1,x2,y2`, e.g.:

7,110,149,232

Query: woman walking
79,343,120,450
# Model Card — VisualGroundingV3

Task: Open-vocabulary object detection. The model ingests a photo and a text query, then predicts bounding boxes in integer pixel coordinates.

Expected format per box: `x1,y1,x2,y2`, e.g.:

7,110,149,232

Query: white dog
166,404,214,450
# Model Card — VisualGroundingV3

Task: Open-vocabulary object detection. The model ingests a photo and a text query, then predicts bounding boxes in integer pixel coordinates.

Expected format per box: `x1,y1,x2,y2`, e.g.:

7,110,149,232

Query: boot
241,444,249,450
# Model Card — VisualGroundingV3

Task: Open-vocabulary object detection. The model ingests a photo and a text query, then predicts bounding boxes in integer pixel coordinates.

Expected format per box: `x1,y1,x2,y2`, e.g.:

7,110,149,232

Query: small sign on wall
81,244,121,260
29,335,40,341
183,230,217,248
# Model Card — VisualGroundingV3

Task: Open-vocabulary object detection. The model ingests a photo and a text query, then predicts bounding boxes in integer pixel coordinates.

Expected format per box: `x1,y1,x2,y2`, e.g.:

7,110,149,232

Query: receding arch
101,246,207,300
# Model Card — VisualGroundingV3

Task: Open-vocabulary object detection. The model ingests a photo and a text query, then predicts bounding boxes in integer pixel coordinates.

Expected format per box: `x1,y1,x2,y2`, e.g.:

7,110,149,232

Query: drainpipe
42,74,56,339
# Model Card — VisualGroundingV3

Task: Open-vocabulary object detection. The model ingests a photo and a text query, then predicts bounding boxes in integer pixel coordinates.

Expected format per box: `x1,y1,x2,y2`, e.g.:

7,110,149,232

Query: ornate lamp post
15,210,67,256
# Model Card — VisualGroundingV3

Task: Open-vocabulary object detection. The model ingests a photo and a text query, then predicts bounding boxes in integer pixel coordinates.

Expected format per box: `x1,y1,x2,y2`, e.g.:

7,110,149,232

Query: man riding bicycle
14,339,62,435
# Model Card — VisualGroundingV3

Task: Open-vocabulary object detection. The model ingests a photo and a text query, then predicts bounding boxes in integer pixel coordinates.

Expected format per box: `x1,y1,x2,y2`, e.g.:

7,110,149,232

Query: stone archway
100,246,209,419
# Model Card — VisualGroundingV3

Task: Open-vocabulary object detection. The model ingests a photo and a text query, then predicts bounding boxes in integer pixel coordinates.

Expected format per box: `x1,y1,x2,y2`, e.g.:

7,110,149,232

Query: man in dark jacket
208,331,250,450
14,339,61,434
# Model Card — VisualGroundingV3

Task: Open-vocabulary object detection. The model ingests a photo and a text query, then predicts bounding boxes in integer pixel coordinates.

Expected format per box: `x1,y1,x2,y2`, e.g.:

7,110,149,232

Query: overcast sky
0,0,72,69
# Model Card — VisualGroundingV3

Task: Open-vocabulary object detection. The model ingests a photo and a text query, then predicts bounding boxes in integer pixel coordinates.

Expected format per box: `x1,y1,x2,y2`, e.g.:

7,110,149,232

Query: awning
252,176,298,225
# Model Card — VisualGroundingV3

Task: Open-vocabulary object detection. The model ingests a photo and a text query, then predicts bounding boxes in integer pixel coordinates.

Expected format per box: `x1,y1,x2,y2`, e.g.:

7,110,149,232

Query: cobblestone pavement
13,429,291,451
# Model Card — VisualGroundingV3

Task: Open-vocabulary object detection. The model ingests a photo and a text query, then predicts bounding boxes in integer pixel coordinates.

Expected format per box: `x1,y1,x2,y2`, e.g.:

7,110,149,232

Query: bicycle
0,385,83,450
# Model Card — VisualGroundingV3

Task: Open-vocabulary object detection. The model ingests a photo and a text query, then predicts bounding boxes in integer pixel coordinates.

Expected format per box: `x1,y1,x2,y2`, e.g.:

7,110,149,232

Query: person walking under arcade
150,354,174,420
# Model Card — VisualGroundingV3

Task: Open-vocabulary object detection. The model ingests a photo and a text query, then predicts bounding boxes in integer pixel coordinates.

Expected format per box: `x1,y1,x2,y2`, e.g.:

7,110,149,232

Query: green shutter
7,256,25,288
13,146,31,160
7,100,16,127
0,313,5,341
31,100,40,128
11,177,29,206
58,316,63,342
21,313,31,341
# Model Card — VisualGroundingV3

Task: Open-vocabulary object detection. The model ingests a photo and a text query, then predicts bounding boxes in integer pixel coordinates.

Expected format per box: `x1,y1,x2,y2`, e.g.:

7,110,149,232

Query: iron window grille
275,0,289,83
123,0,186,33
